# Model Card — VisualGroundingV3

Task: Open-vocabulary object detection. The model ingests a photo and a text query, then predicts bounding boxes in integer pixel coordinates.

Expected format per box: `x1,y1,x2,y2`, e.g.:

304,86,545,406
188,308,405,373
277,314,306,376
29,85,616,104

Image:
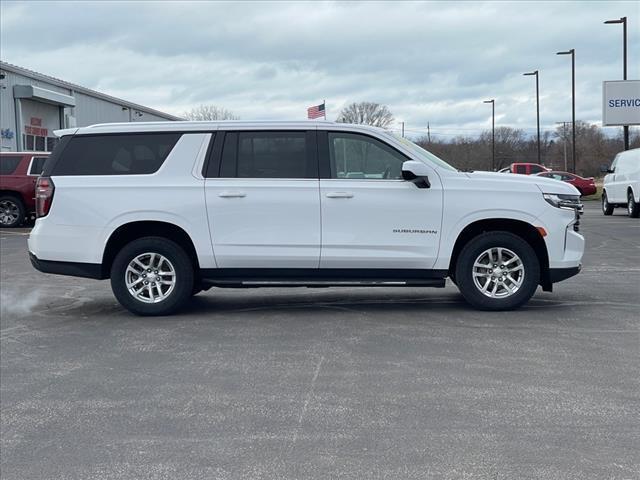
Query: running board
200,268,448,289
202,280,446,288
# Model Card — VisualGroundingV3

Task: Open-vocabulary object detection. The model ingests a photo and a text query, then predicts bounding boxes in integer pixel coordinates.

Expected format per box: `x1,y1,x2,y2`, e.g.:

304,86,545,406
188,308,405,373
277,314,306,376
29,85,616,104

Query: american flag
307,102,325,119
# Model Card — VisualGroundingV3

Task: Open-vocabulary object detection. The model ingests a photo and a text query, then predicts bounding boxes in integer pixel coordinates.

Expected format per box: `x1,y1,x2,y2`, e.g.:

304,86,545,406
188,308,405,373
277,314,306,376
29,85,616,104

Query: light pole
557,49,576,173
523,70,541,164
484,99,495,170
605,16,629,150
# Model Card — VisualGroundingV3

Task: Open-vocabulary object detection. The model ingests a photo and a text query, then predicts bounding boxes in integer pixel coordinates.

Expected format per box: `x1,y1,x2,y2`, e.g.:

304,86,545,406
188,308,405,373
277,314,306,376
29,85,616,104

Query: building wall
0,65,177,152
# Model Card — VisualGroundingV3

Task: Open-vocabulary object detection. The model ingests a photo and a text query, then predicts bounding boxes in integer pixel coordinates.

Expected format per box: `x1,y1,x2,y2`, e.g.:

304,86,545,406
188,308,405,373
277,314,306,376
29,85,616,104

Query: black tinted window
29,157,48,175
328,132,407,179
220,132,313,178
51,133,181,176
0,156,22,175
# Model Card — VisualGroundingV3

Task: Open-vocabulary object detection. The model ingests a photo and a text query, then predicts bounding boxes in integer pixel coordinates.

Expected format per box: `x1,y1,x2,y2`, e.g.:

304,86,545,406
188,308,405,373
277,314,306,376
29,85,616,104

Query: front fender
434,208,545,270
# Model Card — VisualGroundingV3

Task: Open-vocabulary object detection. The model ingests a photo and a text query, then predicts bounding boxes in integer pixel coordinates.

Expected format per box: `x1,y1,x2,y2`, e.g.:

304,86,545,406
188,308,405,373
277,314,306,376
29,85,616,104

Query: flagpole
323,99,326,120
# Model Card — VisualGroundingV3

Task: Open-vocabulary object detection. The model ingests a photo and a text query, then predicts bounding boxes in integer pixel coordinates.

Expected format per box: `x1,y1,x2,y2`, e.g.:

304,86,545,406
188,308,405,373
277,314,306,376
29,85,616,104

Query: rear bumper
29,252,104,280
549,265,581,283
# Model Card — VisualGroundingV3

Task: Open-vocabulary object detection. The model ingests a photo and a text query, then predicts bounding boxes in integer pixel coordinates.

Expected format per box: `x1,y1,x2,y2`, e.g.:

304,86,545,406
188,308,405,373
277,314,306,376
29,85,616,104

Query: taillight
35,177,55,218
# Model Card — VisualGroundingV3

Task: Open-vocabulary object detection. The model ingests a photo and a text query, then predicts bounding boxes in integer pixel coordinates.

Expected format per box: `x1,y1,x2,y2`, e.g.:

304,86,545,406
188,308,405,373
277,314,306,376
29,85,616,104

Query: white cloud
1,0,637,137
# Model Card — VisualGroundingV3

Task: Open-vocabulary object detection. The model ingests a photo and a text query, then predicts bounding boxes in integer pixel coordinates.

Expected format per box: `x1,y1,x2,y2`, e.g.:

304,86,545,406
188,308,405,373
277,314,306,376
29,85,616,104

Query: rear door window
51,133,181,176
0,155,22,175
219,131,316,178
513,165,526,174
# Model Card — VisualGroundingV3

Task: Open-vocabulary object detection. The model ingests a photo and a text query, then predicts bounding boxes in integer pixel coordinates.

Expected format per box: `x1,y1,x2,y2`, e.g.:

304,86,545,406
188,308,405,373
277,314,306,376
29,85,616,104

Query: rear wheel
110,236,194,316
0,195,25,228
455,232,540,311
602,191,614,216
627,191,639,218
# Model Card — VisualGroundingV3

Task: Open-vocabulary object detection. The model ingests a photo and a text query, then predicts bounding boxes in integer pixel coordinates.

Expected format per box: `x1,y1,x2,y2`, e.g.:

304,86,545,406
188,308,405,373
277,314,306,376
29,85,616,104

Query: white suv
602,148,640,218
29,121,584,315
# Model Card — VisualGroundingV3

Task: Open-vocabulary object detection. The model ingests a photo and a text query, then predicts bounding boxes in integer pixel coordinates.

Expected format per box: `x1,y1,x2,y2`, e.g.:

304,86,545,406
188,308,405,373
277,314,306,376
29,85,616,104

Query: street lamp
483,99,495,171
604,16,629,150
556,49,576,173
523,70,541,165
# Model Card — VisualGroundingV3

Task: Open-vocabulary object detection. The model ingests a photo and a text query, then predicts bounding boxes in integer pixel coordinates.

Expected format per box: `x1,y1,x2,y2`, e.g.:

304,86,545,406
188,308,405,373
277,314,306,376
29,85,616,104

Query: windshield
390,133,458,172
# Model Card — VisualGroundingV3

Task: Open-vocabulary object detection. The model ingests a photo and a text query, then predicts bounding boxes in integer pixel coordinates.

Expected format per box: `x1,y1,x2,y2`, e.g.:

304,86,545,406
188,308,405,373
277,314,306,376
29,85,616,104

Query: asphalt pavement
1,203,638,480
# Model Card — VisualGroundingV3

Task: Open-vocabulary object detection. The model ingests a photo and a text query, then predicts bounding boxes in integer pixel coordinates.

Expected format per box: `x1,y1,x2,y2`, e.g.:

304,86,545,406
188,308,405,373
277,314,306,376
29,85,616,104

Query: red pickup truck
509,163,550,175
1,152,49,227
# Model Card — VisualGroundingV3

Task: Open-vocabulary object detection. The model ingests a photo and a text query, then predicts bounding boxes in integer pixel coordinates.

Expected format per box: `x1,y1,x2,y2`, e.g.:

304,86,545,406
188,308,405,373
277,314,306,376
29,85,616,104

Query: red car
0,151,49,227
509,162,550,175
536,171,597,196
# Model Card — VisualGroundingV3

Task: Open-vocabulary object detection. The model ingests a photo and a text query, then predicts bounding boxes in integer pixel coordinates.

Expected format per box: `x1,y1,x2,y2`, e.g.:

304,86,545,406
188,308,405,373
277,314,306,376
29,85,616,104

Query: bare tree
336,102,394,128
183,105,239,121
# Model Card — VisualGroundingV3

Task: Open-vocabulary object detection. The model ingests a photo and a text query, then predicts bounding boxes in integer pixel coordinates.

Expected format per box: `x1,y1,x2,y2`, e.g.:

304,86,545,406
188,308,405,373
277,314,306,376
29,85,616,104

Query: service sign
603,80,640,126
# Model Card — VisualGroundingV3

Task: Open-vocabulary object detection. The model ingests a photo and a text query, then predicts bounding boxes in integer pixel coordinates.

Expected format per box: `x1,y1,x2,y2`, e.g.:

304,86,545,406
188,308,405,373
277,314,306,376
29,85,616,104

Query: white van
602,148,640,218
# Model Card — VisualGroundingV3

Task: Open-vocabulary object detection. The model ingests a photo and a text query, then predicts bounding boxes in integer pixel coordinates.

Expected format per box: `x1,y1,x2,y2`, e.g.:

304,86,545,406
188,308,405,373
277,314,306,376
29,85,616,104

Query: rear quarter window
0,155,22,175
29,156,49,175
50,133,181,176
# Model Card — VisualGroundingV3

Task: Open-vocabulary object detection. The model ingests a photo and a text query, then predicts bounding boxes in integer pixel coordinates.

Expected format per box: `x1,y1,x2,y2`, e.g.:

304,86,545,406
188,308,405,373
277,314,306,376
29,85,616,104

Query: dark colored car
536,171,597,196
0,152,49,227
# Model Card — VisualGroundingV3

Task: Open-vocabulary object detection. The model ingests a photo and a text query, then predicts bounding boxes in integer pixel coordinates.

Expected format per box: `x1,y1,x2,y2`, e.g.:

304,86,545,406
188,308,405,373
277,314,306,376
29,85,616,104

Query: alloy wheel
125,252,176,303
472,247,525,298
0,200,20,226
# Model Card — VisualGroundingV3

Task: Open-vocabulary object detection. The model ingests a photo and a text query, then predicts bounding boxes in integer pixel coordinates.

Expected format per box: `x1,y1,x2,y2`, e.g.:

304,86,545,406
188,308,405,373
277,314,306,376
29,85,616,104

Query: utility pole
427,122,431,144
401,121,405,138
484,99,495,170
555,121,570,171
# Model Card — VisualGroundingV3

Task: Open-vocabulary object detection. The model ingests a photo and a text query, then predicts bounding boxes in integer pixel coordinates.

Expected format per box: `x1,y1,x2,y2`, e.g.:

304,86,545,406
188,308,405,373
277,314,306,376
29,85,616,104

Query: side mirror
599,164,613,174
401,161,431,189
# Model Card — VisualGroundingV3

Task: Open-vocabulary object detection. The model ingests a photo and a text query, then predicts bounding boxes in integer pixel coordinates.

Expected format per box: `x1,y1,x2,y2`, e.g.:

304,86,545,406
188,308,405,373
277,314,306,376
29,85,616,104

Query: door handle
218,191,246,198
326,192,354,198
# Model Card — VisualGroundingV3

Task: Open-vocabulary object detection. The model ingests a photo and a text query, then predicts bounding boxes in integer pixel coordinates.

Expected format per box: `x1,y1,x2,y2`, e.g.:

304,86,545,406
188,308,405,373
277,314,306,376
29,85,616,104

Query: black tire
0,195,25,228
110,236,194,316
602,191,614,216
191,282,203,296
627,190,639,218
454,231,540,311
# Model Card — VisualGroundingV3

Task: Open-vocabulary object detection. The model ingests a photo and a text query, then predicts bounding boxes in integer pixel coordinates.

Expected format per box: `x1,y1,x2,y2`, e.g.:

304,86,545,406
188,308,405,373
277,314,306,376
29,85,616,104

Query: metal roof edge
0,60,183,121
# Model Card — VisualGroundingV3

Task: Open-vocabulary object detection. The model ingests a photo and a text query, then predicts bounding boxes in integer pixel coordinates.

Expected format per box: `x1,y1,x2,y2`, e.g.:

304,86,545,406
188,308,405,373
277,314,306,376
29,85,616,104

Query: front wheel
455,232,540,311
110,236,194,316
627,191,639,218
602,191,614,216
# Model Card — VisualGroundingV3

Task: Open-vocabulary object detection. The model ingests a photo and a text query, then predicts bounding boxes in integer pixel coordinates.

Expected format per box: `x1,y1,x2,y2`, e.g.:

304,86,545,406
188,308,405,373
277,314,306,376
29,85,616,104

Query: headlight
543,193,583,212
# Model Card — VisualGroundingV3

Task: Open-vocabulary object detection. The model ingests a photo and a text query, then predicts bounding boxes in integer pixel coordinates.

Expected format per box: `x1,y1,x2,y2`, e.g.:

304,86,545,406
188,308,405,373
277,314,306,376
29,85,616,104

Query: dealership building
0,61,181,152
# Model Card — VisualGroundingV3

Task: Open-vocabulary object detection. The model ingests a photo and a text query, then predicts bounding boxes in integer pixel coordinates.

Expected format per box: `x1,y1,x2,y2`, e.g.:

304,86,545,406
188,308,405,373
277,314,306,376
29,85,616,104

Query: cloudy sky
1,1,638,138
